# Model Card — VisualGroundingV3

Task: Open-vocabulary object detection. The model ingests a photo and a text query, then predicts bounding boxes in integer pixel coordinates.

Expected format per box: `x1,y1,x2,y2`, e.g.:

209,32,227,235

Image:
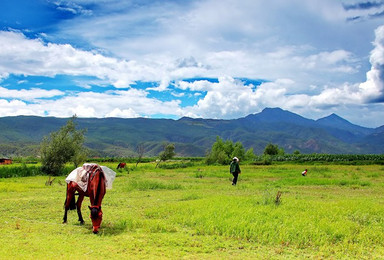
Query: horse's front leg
77,194,85,224
63,208,68,224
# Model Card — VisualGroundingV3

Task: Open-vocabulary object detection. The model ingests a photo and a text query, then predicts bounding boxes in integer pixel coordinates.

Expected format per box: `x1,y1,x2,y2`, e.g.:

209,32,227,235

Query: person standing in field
230,157,241,185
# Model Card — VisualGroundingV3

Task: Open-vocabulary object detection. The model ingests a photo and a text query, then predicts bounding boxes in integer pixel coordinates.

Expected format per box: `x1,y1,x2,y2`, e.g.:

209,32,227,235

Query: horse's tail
64,185,77,210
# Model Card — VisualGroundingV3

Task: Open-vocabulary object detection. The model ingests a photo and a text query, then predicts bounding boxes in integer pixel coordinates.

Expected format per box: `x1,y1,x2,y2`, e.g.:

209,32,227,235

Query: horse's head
88,205,103,234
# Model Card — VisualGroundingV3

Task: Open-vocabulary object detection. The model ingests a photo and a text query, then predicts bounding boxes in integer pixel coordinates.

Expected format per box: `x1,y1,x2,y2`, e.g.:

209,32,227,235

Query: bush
158,162,194,169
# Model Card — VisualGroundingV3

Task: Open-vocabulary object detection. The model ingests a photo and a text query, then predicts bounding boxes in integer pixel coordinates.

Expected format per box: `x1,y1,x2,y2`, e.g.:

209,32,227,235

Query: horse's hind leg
76,194,85,224
63,190,74,224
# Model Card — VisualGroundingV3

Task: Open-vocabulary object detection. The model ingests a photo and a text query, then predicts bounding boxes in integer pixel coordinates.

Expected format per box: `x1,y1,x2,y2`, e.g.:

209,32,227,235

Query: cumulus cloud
358,24,384,102
49,0,364,84
0,86,64,100
105,108,140,118
175,22,384,121
0,30,160,88
0,99,39,116
177,77,290,119
0,88,183,118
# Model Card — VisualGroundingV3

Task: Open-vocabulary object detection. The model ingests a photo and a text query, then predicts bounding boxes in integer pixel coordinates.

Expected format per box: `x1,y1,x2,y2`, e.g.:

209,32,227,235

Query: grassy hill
0,108,383,157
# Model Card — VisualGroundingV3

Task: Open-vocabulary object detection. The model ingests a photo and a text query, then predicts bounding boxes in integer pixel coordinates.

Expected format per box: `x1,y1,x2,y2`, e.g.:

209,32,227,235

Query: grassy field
0,162,384,259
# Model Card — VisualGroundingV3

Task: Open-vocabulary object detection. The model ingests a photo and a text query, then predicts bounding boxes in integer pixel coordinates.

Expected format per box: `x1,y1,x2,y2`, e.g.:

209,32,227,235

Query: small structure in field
0,158,12,165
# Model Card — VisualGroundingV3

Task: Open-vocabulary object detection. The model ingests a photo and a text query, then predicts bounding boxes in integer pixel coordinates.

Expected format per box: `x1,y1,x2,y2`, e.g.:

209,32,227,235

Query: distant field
0,162,384,259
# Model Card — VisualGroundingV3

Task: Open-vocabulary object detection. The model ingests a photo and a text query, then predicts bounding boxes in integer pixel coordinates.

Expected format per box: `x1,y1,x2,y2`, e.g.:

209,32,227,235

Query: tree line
37,117,384,176
205,136,286,165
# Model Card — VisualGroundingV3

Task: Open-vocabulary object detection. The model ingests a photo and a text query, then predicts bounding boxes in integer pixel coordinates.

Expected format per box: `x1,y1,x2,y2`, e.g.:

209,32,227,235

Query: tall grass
0,163,77,178
0,164,42,178
126,179,183,191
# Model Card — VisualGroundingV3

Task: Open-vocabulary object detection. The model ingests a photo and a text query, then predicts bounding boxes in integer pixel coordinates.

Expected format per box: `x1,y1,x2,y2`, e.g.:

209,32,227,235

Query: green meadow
1,162,384,259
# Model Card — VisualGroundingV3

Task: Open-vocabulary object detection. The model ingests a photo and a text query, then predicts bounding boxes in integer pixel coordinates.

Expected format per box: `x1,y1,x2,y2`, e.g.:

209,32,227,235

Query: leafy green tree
72,148,88,168
244,147,256,161
263,143,279,155
206,136,226,165
156,143,176,168
263,143,285,155
206,136,246,165
40,116,87,175
232,141,245,160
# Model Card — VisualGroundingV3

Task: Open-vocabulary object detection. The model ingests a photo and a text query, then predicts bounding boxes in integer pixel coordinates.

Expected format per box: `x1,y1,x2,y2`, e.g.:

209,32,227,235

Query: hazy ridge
0,108,383,157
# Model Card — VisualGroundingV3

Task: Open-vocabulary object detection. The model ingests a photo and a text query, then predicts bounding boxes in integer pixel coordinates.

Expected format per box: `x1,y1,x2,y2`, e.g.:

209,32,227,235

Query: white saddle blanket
65,163,116,192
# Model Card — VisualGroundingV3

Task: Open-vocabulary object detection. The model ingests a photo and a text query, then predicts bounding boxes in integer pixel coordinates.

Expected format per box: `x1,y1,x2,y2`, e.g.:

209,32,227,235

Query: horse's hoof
63,221,67,224
93,230,99,234
80,221,85,225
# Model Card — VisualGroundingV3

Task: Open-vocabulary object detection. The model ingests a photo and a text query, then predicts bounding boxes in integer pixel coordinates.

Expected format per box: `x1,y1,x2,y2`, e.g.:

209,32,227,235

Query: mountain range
0,107,383,157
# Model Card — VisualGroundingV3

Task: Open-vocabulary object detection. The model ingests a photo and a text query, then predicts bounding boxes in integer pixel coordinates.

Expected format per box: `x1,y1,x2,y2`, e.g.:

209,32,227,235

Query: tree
72,148,88,168
263,143,285,156
135,143,145,168
244,147,256,161
205,136,246,165
205,136,226,165
40,116,87,175
232,141,245,160
156,143,175,168
263,143,279,156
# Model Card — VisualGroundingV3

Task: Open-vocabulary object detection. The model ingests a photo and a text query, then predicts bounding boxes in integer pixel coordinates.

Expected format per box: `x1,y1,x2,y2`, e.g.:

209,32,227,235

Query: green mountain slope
0,108,382,157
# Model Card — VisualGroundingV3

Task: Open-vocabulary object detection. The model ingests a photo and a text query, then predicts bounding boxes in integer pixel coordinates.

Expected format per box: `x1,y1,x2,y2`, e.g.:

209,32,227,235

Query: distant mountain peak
316,113,372,136
262,107,283,112
243,107,313,126
325,113,346,121
260,107,287,114
317,113,352,125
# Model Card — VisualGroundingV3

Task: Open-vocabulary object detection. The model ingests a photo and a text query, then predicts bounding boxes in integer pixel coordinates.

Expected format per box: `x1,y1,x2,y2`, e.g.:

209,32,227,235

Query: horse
116,162,126,169
63,164,106,234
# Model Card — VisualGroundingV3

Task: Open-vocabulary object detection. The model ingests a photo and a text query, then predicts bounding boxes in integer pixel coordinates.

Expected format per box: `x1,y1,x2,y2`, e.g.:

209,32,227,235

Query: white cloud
48,0,369,84
0,99,45,116
299,50,357,73
105,108,140,118
358,25,384,102
0,86,64,100
1,1,384,127
0,86,183,119
0,31,161,88
181,77,264,118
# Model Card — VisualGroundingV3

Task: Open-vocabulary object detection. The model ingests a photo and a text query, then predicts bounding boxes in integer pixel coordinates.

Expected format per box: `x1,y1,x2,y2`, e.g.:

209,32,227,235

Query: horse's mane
89,165,106,207
94,169,105,205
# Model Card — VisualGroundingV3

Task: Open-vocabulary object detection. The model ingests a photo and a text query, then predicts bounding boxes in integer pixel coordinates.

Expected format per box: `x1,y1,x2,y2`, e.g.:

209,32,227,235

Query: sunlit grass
0,163,384,258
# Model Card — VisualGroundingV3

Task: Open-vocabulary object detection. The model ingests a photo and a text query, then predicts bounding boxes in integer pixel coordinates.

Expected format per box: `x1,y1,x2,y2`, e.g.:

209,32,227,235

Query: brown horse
63,164,106,234
116,162,126,169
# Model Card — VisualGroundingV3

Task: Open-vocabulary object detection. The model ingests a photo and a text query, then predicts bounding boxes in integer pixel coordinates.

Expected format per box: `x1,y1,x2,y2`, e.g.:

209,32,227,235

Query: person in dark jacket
229,157,241,185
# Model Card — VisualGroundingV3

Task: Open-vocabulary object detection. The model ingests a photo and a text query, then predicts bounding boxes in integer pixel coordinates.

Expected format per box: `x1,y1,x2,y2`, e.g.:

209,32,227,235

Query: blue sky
0,0,384,127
